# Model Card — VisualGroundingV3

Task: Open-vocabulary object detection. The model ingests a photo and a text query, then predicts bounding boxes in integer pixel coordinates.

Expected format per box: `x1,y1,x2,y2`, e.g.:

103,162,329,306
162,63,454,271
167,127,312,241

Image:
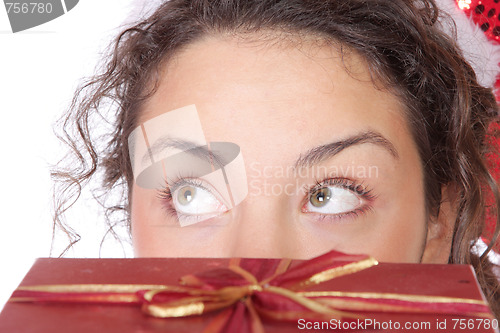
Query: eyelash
305,178,375,200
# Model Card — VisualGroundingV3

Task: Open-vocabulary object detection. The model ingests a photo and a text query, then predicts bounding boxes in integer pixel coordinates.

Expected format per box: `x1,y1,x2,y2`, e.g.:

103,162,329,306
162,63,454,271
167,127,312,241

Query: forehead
139,34,411,166
144,34,389,108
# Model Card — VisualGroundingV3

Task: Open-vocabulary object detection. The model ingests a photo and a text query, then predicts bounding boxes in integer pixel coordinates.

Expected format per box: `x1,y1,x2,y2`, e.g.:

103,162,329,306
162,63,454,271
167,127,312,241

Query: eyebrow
293,131,399,169
143,137,225,167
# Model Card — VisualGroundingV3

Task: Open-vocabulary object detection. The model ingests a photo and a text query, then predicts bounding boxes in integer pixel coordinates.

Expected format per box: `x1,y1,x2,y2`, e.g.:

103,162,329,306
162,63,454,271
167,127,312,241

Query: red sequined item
457,0,500,41
456,0,500,249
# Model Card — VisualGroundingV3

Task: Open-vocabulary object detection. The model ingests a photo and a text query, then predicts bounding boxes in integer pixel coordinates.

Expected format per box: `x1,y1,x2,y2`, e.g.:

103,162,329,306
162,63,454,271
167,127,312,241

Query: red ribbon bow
138,251,376,333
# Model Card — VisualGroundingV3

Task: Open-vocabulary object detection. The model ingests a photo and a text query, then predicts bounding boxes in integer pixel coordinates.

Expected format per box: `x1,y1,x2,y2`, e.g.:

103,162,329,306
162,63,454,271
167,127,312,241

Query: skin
131,34,456,262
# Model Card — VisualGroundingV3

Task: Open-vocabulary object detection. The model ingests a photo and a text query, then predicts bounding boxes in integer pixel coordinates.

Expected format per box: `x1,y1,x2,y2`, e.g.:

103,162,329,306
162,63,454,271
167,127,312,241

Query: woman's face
131,35,454,263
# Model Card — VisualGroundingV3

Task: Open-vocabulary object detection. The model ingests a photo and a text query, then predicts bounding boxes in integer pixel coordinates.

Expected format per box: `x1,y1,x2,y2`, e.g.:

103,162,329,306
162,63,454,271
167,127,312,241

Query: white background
0,0,139,310
0,0,499,316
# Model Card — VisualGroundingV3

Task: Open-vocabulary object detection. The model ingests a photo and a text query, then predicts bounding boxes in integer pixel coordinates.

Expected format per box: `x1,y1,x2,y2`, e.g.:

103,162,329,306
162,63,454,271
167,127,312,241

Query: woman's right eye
163,180,229,227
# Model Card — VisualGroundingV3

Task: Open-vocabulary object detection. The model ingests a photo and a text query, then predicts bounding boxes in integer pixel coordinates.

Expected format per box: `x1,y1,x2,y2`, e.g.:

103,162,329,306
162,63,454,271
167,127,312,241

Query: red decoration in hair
456,0,500,250
457,0,500,42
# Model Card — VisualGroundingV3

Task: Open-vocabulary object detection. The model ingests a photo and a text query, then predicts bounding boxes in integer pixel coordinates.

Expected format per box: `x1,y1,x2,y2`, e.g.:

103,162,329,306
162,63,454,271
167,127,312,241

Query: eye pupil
310,187,331,207
178,186,196,205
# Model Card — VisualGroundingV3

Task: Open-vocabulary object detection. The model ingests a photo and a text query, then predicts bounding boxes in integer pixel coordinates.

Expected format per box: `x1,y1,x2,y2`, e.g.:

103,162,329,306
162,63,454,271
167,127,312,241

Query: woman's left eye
302,183,364,216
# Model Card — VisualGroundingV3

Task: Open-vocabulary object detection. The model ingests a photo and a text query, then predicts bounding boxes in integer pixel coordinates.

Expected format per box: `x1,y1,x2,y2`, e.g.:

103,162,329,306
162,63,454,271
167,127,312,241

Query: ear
421,184,459,264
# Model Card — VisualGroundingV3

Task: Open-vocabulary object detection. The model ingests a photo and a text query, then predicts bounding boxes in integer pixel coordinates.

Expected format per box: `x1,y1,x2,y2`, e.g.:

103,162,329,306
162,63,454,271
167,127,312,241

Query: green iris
178,186,196,205
310,187,332,207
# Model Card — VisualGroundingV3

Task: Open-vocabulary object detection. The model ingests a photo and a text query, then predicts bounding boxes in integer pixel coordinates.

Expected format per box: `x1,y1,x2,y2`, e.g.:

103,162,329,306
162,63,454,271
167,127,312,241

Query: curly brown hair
52,0,500,316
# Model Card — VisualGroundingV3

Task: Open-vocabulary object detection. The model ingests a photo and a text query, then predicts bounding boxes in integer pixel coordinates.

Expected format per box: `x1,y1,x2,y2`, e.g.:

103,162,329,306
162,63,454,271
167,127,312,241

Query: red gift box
0,250,497,333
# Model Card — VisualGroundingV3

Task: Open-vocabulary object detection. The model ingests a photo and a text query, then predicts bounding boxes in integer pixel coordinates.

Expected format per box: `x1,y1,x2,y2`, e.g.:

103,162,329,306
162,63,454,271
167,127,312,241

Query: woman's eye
171,182,228,226
304,186,362,215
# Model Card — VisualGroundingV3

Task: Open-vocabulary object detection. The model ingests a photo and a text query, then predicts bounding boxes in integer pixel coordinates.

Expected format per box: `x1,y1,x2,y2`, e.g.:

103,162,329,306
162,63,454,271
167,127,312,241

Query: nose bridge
228,190,296,258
